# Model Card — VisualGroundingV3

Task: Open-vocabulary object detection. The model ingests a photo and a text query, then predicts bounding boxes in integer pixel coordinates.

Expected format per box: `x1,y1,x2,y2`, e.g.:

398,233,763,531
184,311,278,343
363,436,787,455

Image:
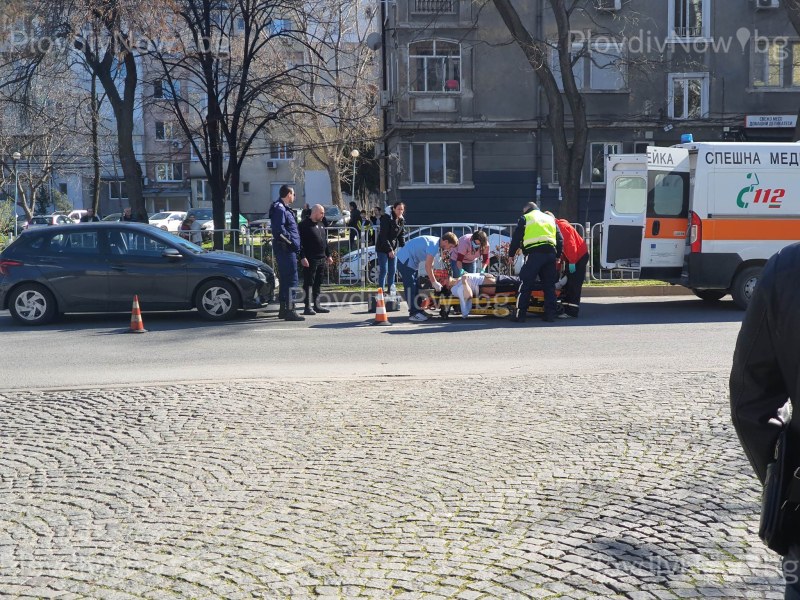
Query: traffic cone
128,295,147,333
372,288,392,326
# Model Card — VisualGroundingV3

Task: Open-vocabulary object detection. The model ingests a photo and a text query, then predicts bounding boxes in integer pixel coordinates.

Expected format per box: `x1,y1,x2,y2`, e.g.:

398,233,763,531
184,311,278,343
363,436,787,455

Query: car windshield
324,206,340,216
150,212,171,220
31,217,49,223
189,209,213,220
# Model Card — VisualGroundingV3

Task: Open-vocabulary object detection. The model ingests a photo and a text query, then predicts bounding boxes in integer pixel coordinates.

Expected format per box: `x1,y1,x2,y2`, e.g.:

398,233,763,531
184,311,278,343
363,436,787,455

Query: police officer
507,202,563,323
269,185,304,321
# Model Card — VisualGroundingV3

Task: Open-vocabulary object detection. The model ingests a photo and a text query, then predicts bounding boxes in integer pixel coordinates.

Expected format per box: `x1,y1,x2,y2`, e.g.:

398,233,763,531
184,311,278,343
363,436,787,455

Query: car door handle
651,220,661,236
111,265,126,271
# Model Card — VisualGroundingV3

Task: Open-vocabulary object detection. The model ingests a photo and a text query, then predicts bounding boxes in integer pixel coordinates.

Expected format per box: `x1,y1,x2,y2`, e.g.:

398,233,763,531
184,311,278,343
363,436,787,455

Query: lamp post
350,149,359,205
12,151,21,238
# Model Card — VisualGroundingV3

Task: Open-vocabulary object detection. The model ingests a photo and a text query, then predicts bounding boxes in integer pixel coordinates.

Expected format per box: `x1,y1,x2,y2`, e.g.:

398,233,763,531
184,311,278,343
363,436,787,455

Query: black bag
760,426,800,555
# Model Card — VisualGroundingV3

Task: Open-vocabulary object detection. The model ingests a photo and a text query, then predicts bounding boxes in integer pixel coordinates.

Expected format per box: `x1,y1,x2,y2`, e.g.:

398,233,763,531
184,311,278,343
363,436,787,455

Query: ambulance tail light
689,211,702,253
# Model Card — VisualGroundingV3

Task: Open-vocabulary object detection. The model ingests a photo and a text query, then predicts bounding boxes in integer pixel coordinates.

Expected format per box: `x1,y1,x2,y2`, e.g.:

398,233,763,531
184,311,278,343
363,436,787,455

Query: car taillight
0,259,23,276
689,211,702,253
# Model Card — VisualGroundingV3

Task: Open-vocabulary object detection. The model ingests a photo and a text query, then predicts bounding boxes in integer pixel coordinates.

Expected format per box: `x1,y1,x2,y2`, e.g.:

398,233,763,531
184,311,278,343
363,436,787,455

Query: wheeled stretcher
429,271,563,319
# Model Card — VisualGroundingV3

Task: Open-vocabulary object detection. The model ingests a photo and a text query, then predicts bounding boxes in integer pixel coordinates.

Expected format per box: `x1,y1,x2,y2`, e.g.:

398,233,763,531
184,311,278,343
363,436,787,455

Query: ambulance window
650,172,686,217
613,177,646,214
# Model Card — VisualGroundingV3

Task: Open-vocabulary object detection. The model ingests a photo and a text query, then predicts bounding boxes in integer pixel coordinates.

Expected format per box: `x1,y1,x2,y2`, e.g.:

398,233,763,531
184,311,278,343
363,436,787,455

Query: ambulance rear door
600,154,647,269
640,146,691,281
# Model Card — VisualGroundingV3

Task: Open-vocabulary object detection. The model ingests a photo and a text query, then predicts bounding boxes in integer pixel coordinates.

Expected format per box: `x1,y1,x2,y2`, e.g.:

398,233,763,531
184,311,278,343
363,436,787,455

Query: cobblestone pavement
0,372,784,599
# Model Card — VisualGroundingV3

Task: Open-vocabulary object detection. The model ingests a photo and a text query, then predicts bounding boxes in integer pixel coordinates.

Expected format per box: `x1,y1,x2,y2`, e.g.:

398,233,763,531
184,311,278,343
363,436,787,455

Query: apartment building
378,0,800,224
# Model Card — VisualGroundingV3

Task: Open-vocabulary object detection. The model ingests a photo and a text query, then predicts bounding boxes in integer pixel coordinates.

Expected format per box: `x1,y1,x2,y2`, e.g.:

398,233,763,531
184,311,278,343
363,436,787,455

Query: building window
590,143,620,183
411,0,456,14
194,179,207,204
58,182,68,195
753,40,785,87
268,19,292,35
154,79,180,100
107,181,128,199
408,40,461,93
668,73,708,119
242,181,250,194
410,142,462,185
270,142,294,160
552,43,626,91
669,0,708,39
155,163,183,182
155,121,176,141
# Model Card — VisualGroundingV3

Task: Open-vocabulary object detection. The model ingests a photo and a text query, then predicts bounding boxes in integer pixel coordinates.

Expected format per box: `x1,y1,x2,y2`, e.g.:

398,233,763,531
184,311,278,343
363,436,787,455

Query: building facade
379,0,800,224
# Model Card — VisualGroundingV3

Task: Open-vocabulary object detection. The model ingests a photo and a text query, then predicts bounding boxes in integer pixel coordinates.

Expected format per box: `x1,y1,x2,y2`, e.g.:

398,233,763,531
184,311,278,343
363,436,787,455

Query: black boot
303,305,316,316
278,301,287,319
285,305,305,321
313,302,330,314
510,308,525,323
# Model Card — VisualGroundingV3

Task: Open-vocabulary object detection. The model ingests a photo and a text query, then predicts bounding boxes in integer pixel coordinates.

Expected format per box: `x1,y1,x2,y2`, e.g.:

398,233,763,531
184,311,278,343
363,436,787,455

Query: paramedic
730,243,800,598
450,230,490,275
397,232,458,322
508,202,563,323
547,213,589,318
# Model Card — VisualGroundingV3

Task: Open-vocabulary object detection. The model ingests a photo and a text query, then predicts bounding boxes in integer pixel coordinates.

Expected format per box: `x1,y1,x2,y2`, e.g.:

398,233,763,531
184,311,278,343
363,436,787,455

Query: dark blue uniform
269,200,301,309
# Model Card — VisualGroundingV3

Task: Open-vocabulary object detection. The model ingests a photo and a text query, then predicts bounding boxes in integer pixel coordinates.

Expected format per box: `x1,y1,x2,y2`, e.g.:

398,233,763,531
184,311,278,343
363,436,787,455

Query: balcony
412,0,456,14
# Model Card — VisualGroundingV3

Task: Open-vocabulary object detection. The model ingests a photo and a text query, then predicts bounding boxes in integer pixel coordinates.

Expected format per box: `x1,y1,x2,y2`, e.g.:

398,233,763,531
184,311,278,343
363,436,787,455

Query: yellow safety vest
522,210,557,250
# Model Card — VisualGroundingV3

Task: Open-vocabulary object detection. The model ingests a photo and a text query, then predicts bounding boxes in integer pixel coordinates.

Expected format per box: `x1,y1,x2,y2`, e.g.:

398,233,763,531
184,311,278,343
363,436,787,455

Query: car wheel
692,289,726,302
487,258,505,277
9,283,57,325
731,266,762,310
196,279,239,321
368,260,379,284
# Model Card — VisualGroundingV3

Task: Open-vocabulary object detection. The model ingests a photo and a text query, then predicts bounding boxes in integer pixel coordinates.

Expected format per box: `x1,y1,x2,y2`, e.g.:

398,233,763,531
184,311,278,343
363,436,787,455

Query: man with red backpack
548,213,589,318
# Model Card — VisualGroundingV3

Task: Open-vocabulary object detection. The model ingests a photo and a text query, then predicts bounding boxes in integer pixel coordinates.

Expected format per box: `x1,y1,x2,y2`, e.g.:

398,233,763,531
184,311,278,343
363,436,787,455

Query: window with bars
412,0,456,13
670,0,707,39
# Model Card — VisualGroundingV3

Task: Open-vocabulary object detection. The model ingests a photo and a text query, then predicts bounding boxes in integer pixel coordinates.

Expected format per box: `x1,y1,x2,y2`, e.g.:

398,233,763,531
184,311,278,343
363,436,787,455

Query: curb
319,285,693,303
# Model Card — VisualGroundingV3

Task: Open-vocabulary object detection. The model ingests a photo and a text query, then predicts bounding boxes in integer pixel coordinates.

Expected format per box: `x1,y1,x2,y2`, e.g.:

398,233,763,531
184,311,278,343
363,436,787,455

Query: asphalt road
0,295,745,390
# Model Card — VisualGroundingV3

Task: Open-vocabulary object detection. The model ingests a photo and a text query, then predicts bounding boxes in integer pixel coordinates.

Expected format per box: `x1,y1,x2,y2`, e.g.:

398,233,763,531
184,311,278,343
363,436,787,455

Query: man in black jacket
298,204,333,315
731,242,800,596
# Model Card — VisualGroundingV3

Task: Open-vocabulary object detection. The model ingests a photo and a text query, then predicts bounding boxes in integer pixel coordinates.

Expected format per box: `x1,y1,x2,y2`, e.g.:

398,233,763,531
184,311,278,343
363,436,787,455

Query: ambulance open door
600,155,647,269
639,147,691,281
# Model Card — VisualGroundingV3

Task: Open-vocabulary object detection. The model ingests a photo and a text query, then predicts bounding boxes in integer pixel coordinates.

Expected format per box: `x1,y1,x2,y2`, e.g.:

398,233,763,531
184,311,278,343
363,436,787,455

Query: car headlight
240,268,267,282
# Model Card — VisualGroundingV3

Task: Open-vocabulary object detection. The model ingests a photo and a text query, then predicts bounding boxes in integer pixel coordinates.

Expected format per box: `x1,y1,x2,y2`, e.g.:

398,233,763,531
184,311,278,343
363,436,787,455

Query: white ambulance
601,142,800,309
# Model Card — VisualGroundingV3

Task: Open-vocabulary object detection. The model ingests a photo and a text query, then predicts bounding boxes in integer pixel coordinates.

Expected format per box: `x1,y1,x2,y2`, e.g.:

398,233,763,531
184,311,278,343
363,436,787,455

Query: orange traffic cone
372,288,392,326
128,295,147,333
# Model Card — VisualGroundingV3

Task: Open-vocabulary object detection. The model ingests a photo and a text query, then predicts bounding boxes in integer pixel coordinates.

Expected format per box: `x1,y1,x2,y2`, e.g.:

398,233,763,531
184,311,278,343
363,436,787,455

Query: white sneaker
409,313,429,322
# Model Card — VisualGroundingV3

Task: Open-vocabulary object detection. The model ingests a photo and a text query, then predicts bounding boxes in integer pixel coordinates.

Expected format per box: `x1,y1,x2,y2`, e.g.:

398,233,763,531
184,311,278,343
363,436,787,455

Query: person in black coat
731,242,800,595
298,204,333,315
347,201,361,247
375,201,405,293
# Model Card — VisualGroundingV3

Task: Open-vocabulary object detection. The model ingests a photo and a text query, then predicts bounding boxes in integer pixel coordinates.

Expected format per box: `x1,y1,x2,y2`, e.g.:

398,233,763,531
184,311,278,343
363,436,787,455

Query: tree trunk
229,157,241,246
327,159,343,209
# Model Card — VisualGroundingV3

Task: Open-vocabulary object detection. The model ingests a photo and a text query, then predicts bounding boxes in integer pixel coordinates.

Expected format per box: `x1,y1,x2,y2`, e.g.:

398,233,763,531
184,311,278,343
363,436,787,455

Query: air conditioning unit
595,0,621,10
756,0,779,7
266,160,278,169
171,140,183,149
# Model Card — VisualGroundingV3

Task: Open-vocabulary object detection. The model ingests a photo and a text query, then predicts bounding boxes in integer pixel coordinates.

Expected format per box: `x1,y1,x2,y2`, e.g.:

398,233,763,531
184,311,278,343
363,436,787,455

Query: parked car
0,222,275,325
148,211,187,232
322,205,346,227
186,208,249,239
102,213,123,222
25,214,76,229
338,223,518,284
68,210,88,221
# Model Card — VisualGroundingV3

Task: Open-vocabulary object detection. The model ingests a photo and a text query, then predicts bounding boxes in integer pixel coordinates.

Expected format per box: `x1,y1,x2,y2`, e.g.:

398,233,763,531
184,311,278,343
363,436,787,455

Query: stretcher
428,271,563,319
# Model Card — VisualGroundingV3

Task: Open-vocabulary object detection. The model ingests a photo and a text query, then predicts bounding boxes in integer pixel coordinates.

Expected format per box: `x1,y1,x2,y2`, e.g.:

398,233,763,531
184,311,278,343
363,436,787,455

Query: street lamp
12,151,21,238
350,149,359,205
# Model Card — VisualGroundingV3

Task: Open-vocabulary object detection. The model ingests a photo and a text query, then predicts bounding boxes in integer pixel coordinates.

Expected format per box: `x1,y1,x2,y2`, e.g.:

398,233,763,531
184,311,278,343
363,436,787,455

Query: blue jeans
377,251,397,292
397,260,421,316
516,251,558,319
274,245,299,306
450,259,480,275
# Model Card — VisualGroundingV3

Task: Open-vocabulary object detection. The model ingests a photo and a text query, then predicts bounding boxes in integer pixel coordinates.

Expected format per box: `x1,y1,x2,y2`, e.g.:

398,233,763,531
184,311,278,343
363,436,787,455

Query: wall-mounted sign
745,115,798,128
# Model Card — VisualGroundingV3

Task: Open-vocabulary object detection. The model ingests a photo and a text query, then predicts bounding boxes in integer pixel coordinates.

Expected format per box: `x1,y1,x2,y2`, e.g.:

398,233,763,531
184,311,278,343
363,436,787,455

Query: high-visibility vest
522,210,557,250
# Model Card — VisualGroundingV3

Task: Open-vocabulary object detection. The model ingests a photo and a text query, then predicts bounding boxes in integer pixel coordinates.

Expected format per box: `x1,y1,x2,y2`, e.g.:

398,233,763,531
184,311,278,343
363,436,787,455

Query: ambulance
600,141,800,309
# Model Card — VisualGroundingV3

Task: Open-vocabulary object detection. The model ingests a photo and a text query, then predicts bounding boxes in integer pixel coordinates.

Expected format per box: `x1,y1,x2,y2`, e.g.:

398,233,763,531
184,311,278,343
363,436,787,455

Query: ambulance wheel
731,266,762,310
692,289,726,302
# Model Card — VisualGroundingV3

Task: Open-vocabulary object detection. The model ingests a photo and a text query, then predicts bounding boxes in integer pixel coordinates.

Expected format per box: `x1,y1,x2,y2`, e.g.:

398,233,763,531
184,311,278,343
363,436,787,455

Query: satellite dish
366,32,382,51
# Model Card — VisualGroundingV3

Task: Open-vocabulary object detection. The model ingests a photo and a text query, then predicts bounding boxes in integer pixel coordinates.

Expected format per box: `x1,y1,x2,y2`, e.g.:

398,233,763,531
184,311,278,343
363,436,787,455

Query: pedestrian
80,208,100,223
449,230,489,275
730,243,800,597
121,207,134,222
375,201,405,294
269,185,304,321
347,201,361,247
298,204,333,315
179,216,192,240
301,203,312,221
548,212,589,318
396,232,458,322
507,202,563,323
368,206,381,245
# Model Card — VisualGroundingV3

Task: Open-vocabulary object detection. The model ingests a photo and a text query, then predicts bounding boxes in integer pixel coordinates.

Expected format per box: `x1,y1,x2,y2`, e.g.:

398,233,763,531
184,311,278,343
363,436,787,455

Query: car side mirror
162,248,183,259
